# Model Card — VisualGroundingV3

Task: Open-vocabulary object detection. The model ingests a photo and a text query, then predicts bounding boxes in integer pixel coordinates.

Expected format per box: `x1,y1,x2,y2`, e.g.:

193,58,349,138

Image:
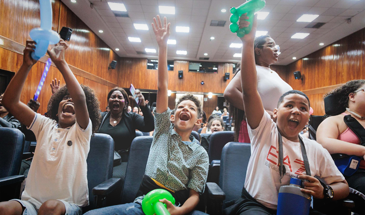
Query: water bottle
277,177,311,215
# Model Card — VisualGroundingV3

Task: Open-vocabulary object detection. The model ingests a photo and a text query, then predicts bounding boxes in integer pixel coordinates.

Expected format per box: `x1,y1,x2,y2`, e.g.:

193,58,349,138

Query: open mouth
112,102,120,110
62,103,75,116
288,118,299,129
179,112,190,121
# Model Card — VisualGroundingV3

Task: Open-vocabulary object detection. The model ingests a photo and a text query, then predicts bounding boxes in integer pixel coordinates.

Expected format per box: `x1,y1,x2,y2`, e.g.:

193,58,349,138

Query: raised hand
23,40,38,67
152,15,170,47
238,13,257,43
47,39,69,65
50,78,61,95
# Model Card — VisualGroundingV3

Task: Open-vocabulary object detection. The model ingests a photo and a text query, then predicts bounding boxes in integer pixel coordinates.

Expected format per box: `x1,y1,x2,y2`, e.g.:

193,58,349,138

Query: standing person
98,87,154,178
224,33,292,143
212,106,221,115
0,39,101,215
317,80,365,214
225,14,348,215
85,15,208,215
0,93,21,129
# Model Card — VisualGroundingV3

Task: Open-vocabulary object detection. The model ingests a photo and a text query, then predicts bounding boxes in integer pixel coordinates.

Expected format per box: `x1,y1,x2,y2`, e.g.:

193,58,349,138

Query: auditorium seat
207,142,250,215
135,130,143,137
207,131,234,184
191,130,200,141
84,133,122,212
0,127,25,201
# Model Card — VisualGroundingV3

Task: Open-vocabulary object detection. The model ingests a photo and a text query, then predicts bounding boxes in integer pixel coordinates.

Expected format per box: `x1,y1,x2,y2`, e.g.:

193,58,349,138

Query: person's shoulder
321,114,342,126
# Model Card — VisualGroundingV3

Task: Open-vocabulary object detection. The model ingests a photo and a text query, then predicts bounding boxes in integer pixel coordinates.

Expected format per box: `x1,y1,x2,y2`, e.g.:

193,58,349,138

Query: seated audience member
0,93,21,129
212,106,221,115
201,114,219,134
98,87,154,178
201,116,225,152
225,15,349,215
127,105,131,113
138,108,144,116
133,106,139,114
317,80,365,214
85,15,209,215
0,40,100,215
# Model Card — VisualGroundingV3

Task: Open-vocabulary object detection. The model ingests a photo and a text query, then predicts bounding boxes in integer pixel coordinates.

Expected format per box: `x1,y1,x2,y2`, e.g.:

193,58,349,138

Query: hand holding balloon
142,189,176,215
29,0,60,60
229,0,266,38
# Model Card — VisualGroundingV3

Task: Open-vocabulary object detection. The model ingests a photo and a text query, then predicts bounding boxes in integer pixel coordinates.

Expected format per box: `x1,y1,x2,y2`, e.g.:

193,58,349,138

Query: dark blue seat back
191,131,200,142
121,136,153,203
208,131,234,163
136,131,143,137
86,133,114,210
219,142,251,206
0,128,25,177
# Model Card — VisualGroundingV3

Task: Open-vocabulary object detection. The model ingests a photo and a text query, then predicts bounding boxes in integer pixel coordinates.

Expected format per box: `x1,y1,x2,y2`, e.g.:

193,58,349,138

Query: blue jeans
84,202,207,215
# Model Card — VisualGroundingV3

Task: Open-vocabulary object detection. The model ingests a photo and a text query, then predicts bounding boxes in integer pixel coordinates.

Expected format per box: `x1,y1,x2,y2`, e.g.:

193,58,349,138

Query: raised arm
317,116,365,156
2,40,38,127
47,40,89,129
239,15,264,129
152,15,170,114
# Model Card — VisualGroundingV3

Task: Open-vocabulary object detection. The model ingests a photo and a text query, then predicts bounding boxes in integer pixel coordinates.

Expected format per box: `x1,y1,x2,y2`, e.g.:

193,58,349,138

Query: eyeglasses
259,44,281,55
355,88,365,93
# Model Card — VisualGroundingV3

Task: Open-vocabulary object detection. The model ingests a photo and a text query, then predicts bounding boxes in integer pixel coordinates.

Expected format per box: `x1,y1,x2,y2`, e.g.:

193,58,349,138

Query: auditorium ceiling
62,0,365,65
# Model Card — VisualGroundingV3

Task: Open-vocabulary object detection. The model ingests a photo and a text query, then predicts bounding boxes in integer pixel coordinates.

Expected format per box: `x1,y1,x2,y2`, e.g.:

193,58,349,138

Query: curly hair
47,85,101,133
326,80,365,109
107,87,130,112
175,94,202,118
208,116,225,130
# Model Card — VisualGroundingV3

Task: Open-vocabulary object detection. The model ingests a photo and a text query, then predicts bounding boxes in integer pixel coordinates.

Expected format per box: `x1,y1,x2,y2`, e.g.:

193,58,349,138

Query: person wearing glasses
317,80,365,214
224,34,292,143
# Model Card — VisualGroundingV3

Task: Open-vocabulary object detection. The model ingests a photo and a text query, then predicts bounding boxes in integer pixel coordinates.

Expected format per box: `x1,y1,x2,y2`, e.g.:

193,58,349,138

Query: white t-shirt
245,111,345,210
256,65,292,111
22,114,92,209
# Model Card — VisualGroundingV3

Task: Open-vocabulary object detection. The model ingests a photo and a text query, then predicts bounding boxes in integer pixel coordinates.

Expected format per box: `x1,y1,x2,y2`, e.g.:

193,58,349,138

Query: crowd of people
0,12,365,215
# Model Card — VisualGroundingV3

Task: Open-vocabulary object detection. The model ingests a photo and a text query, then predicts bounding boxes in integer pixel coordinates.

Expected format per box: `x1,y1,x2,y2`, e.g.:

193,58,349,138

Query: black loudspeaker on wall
109,60,117,69
294,71,302,80
223,72,230,81
178,70,183,79
59,27,73,41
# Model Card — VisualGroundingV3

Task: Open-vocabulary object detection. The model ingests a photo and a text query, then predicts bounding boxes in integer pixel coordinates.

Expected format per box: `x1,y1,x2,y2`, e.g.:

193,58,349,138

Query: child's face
171,100,201,132
109,90,125,114
57,94,76,128
210,120,223,133
273,94,309,142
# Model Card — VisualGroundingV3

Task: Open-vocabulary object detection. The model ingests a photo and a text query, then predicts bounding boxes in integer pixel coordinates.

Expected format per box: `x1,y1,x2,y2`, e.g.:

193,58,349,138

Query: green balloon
230,23,239,33
142,189,176,215
229,0,266,37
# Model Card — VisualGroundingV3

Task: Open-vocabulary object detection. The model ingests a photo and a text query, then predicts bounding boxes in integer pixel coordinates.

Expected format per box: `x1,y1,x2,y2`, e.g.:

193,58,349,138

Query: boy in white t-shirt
225,15,349,215
0,40,100,215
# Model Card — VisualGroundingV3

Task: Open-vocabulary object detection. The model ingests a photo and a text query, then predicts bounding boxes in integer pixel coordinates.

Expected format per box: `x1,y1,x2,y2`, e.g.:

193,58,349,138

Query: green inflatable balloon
230,0,266,38
142,189,176,215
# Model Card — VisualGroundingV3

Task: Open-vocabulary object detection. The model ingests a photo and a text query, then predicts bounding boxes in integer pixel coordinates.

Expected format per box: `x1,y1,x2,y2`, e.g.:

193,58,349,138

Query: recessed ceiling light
297,14,319,22
108,2,127,12
147,63,154,66
71,0,76,3
151,60,158,62
99,30,103,33
115,48,119,51
159,6,175,14
293,57,297,60
204,53,208,56
256,31,268,37
319,43,324,46
210,36,215,40
230,43,242,48
145,48,156,53
303,58,309,60
176,50,187,55
208,92,213,99
221,9,226,13
233,53,242,58
167,39,176,45
256,12,269,20
128,37,141,42
176,26,189,33
134,24,149,30
333,44,340,47
291,33,309,39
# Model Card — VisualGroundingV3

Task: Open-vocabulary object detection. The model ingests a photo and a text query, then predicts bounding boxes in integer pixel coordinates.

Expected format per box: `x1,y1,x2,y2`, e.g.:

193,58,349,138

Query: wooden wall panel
118,58,233,94
203,95,218,120
168,92,176,110
285,28,365,115
0,0,118,114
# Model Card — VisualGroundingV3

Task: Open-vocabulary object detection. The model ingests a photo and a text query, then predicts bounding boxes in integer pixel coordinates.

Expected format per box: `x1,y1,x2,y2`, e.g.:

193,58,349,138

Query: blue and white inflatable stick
33,58,52,101
29,0,60,60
